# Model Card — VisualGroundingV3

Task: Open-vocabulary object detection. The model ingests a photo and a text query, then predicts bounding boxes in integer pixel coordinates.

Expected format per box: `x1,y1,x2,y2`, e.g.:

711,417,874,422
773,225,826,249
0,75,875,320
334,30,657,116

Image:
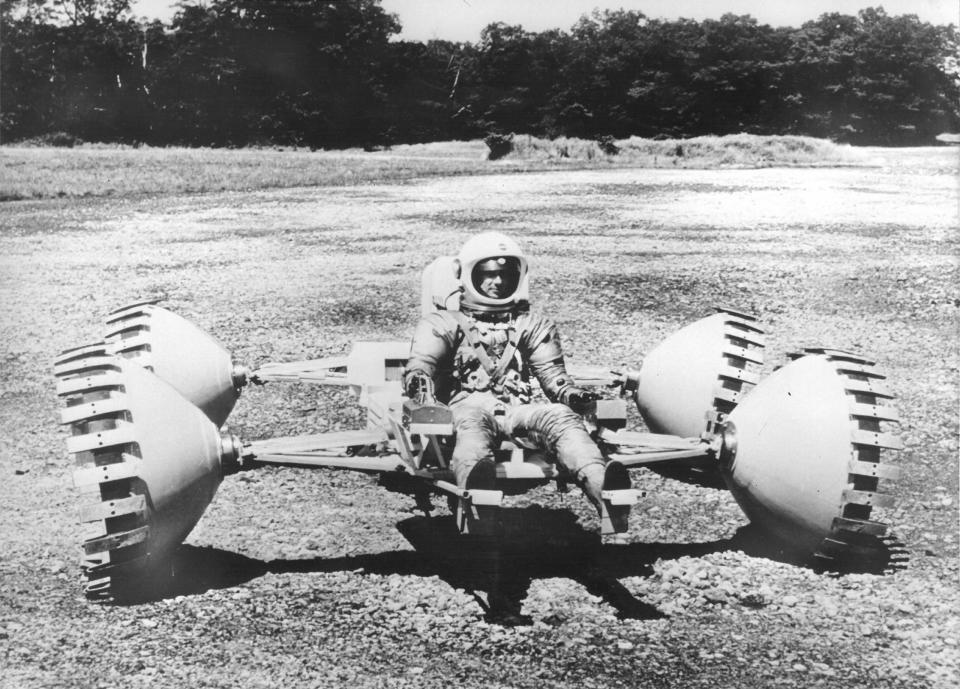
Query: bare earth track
0,148,957,688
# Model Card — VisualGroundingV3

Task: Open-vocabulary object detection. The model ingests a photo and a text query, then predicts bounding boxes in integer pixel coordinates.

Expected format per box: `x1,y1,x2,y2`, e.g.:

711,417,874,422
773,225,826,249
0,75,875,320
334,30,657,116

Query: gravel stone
1,148,957,689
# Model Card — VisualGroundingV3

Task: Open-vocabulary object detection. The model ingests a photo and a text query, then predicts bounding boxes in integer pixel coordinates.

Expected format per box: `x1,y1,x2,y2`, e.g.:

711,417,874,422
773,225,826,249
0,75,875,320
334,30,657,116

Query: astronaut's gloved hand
502,372,532,403
561,386,602,413
404,371,436,403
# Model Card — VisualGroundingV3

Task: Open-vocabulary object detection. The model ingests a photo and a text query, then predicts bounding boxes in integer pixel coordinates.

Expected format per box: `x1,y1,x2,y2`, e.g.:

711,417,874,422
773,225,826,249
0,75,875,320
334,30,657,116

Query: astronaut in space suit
403,232,629,515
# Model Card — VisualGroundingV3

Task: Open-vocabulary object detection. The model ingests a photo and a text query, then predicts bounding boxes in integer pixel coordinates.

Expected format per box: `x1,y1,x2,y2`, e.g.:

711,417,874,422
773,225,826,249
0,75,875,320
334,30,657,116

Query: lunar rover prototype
54,292,903,600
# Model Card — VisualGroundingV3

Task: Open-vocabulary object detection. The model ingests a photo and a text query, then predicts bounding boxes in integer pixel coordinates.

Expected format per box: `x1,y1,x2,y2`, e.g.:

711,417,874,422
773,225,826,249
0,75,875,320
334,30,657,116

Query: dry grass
0,135,869,201
511,133,868,167
0,144,495,201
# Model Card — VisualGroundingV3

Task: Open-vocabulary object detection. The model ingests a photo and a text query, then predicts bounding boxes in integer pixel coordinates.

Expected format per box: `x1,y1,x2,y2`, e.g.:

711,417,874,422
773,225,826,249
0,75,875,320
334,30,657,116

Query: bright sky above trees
131,1,958,41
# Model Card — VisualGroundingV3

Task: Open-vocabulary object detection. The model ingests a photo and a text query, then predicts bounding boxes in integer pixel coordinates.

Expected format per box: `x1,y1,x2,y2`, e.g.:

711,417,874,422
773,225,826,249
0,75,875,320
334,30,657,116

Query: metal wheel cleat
633,308,764,487
717,352,902,566
56,355,241,600
55,302,248,427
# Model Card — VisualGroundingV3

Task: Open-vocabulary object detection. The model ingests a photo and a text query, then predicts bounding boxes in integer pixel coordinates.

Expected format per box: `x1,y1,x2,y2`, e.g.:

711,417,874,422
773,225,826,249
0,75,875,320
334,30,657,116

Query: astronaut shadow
111,510,903,610
391,506,668,625
389,510,907,624
379,507,866,624
113,507,672,621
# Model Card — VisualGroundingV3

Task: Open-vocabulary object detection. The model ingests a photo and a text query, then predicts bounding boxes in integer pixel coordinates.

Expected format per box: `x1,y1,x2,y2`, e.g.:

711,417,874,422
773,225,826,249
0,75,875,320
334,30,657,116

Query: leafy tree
463,23,550,134
686,15,797,136
51,0,130,25
617,17,704,138
379,39,478,143
152,0,400,147
1,1,53,139
1,0,147,141
1,1,956,146
792,8,960,144
558,10,651,137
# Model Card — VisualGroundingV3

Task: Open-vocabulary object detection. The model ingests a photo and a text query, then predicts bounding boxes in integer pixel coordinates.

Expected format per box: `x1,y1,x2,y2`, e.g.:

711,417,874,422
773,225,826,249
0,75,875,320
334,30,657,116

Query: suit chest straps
452,313,526,394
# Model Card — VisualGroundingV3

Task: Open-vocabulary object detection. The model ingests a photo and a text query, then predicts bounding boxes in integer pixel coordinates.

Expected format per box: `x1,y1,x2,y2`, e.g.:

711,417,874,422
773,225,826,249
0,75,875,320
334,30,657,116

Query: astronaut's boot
602,460,633,540
456,458,497,491
454,459,499,536
575,462,607,515
576,461,633,540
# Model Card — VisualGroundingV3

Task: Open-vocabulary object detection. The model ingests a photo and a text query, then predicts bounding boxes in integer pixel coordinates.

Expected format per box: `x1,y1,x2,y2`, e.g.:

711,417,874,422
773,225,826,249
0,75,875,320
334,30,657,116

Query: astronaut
403,231,629,515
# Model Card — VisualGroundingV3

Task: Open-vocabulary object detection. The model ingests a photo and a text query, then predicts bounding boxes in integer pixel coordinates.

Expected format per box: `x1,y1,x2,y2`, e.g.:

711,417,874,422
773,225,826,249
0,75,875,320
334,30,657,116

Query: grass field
0,144,957,689
0,134,869,201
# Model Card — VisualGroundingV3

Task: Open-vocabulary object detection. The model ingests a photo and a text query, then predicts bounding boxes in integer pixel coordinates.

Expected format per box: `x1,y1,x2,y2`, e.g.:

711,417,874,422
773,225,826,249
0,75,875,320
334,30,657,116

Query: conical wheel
721,350,902,567
634,308,764,487
56,355,239,600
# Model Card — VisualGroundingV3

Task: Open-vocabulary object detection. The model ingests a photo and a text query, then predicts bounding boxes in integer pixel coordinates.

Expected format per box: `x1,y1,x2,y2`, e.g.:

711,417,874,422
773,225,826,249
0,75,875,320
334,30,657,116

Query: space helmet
456,232,530,313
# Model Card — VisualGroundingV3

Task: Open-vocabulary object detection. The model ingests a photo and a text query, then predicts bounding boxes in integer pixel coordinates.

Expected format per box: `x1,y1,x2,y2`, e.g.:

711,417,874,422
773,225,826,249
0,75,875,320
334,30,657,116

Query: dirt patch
0,148,956,689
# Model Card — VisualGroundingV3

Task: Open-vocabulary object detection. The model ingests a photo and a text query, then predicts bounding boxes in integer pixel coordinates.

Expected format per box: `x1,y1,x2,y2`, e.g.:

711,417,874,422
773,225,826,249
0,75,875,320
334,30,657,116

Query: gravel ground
0,147,957,688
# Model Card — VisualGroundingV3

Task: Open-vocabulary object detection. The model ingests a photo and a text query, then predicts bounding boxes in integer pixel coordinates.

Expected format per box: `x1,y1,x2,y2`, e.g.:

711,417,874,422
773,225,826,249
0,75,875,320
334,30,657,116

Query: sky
131,1,959,41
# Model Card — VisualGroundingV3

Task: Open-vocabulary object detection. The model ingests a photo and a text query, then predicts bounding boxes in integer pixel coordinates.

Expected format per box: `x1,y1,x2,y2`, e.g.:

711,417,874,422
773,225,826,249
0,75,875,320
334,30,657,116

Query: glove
404,371,435,402
562,386,601,413
502,373,532,403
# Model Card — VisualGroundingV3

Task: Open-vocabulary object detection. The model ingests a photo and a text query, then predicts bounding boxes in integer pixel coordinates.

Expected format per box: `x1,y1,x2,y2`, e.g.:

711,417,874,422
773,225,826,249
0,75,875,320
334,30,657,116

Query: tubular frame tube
607,447,712,467
249,453,410,473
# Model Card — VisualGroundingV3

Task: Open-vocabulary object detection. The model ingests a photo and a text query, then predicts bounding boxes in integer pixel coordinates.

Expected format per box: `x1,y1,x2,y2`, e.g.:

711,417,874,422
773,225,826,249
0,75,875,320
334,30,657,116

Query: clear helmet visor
471,257,521,301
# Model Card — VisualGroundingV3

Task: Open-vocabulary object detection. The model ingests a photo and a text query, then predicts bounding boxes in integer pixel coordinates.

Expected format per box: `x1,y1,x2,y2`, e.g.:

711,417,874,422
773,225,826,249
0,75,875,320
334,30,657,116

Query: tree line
2,0,957,147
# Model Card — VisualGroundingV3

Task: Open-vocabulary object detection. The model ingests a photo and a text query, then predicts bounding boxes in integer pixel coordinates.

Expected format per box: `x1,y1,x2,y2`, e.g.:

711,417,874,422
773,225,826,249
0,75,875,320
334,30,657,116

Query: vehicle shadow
116,505,906,625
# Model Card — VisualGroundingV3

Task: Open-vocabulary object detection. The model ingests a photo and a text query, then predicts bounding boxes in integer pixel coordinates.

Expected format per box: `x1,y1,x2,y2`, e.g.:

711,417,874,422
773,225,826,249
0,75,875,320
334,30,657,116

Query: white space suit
403,232,617,512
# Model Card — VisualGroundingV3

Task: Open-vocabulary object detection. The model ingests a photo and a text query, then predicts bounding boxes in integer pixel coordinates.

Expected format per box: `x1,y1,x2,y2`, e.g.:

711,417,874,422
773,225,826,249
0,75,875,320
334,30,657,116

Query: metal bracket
82,525,150,555
582,398,628,432
831,516,889,537
723,324,765,347
60,395,129,425
847,459,901,480
841,489,896,508
841,378,894,398
600,488,644,506
79,495,148,523
66,424,137,454
56,370,125,397
73,458,143,488
717,365,761,386
848,401,900,423
403,399,454,436
850,430,904,450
